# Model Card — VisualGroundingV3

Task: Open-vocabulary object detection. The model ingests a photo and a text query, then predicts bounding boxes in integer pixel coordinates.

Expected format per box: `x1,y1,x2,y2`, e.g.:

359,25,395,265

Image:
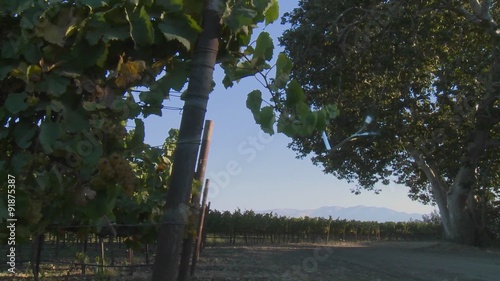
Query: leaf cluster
0,0,298,244
280,0,500,201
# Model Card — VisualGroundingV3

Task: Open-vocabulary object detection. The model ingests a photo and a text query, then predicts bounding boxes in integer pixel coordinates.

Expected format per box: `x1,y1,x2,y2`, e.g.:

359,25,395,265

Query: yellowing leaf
27,65,42,82
35,8,77,46
115,58,146,88
151,59,166,73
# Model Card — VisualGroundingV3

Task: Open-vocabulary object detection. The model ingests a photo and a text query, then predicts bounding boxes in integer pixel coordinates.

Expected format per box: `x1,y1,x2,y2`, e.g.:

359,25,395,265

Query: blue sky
140,1,435,215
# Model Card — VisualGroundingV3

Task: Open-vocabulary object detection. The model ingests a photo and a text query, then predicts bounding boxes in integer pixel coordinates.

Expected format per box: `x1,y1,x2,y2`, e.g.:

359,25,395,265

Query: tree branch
469,0,482,17
453,6,482,24
480,0,492,21
406,143,448,198
407,143,451,227
450,1,498,34
487,139,500,147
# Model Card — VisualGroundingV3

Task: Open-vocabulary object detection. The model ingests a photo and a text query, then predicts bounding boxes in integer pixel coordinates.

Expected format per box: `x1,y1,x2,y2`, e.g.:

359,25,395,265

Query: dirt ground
188,241,500,281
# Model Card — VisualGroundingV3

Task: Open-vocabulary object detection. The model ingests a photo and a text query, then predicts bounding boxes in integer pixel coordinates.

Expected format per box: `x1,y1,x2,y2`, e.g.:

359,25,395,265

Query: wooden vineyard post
201,202,210,251
31,233,44,281
129,248,134,276
81,236,88,276
178,120,214,281
110,237,115,266
100,237,105,274
190,179,210,276
55,235,59,259
151,2,221,280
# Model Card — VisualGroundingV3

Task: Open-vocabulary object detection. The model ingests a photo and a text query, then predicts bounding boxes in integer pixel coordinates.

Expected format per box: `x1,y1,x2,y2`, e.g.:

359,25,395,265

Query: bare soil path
189,241,500,281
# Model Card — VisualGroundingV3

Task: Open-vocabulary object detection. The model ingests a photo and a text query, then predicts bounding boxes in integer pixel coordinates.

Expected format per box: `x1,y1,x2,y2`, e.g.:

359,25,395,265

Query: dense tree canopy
280,0,500,245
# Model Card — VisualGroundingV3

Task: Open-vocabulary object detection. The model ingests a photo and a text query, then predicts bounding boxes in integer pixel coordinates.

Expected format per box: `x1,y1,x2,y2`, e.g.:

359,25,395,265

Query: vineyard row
204,209,443,243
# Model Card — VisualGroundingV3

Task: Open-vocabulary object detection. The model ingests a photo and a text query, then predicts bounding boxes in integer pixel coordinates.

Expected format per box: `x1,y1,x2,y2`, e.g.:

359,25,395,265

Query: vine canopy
0,0,337,243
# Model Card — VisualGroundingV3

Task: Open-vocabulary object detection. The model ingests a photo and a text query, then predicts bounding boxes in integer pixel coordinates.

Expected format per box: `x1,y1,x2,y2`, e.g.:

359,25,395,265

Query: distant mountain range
257,205,426,222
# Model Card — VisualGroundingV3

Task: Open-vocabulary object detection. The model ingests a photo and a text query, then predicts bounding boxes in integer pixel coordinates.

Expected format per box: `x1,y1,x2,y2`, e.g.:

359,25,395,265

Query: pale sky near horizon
140,1,436,216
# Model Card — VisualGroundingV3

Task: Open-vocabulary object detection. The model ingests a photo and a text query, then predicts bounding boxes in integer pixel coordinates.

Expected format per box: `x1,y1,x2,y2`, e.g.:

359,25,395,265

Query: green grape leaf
70,40,108,71
39,120,62,153
0,127,7,140
125,97,142,119
296,103,310,120
316,109,328,131
139,90,164,106
252,0,272,11
232,61,259,80
38,75,70,97
129,118,145,148
20,8,41,29
157,0,183,11
265,0,279,25
325,104,340,119
5,92,28,114
80,143,103,173
158,15,202,51
252,32,273,66
126,6,154,47
142,105,163,117
11,152,31,174
83,191,111,219
102,25,130,42
1,37,19,59
22,44,42,64
34,18,66,46
5,0,33,14
0,64,13,80
224,7,257,32
277,116,296,136
87,13,110,44
49,165,64,194
64,106,90,132
285,79,306,107
151,60,190,93
34,8,77,46
246,90,262,117
222,73,234,88
82,0,107,8
82,101,106,111
34,171,49,191
258,106,275,135
302,111,318,135
13,121,36,149
275,52,293,89
183,0,204,19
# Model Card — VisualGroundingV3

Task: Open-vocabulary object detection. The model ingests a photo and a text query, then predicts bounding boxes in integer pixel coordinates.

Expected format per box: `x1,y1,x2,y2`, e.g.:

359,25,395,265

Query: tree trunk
410,102,494,246
447,168,476,245
151,1,222,280
446,126,491,245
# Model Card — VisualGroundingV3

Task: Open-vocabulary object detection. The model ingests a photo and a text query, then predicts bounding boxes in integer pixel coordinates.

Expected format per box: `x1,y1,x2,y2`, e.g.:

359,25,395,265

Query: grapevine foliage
0,0,337,244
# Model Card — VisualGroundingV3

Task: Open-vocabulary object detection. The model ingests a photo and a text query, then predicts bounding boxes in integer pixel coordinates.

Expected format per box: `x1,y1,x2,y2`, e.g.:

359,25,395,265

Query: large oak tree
280,0,500,245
